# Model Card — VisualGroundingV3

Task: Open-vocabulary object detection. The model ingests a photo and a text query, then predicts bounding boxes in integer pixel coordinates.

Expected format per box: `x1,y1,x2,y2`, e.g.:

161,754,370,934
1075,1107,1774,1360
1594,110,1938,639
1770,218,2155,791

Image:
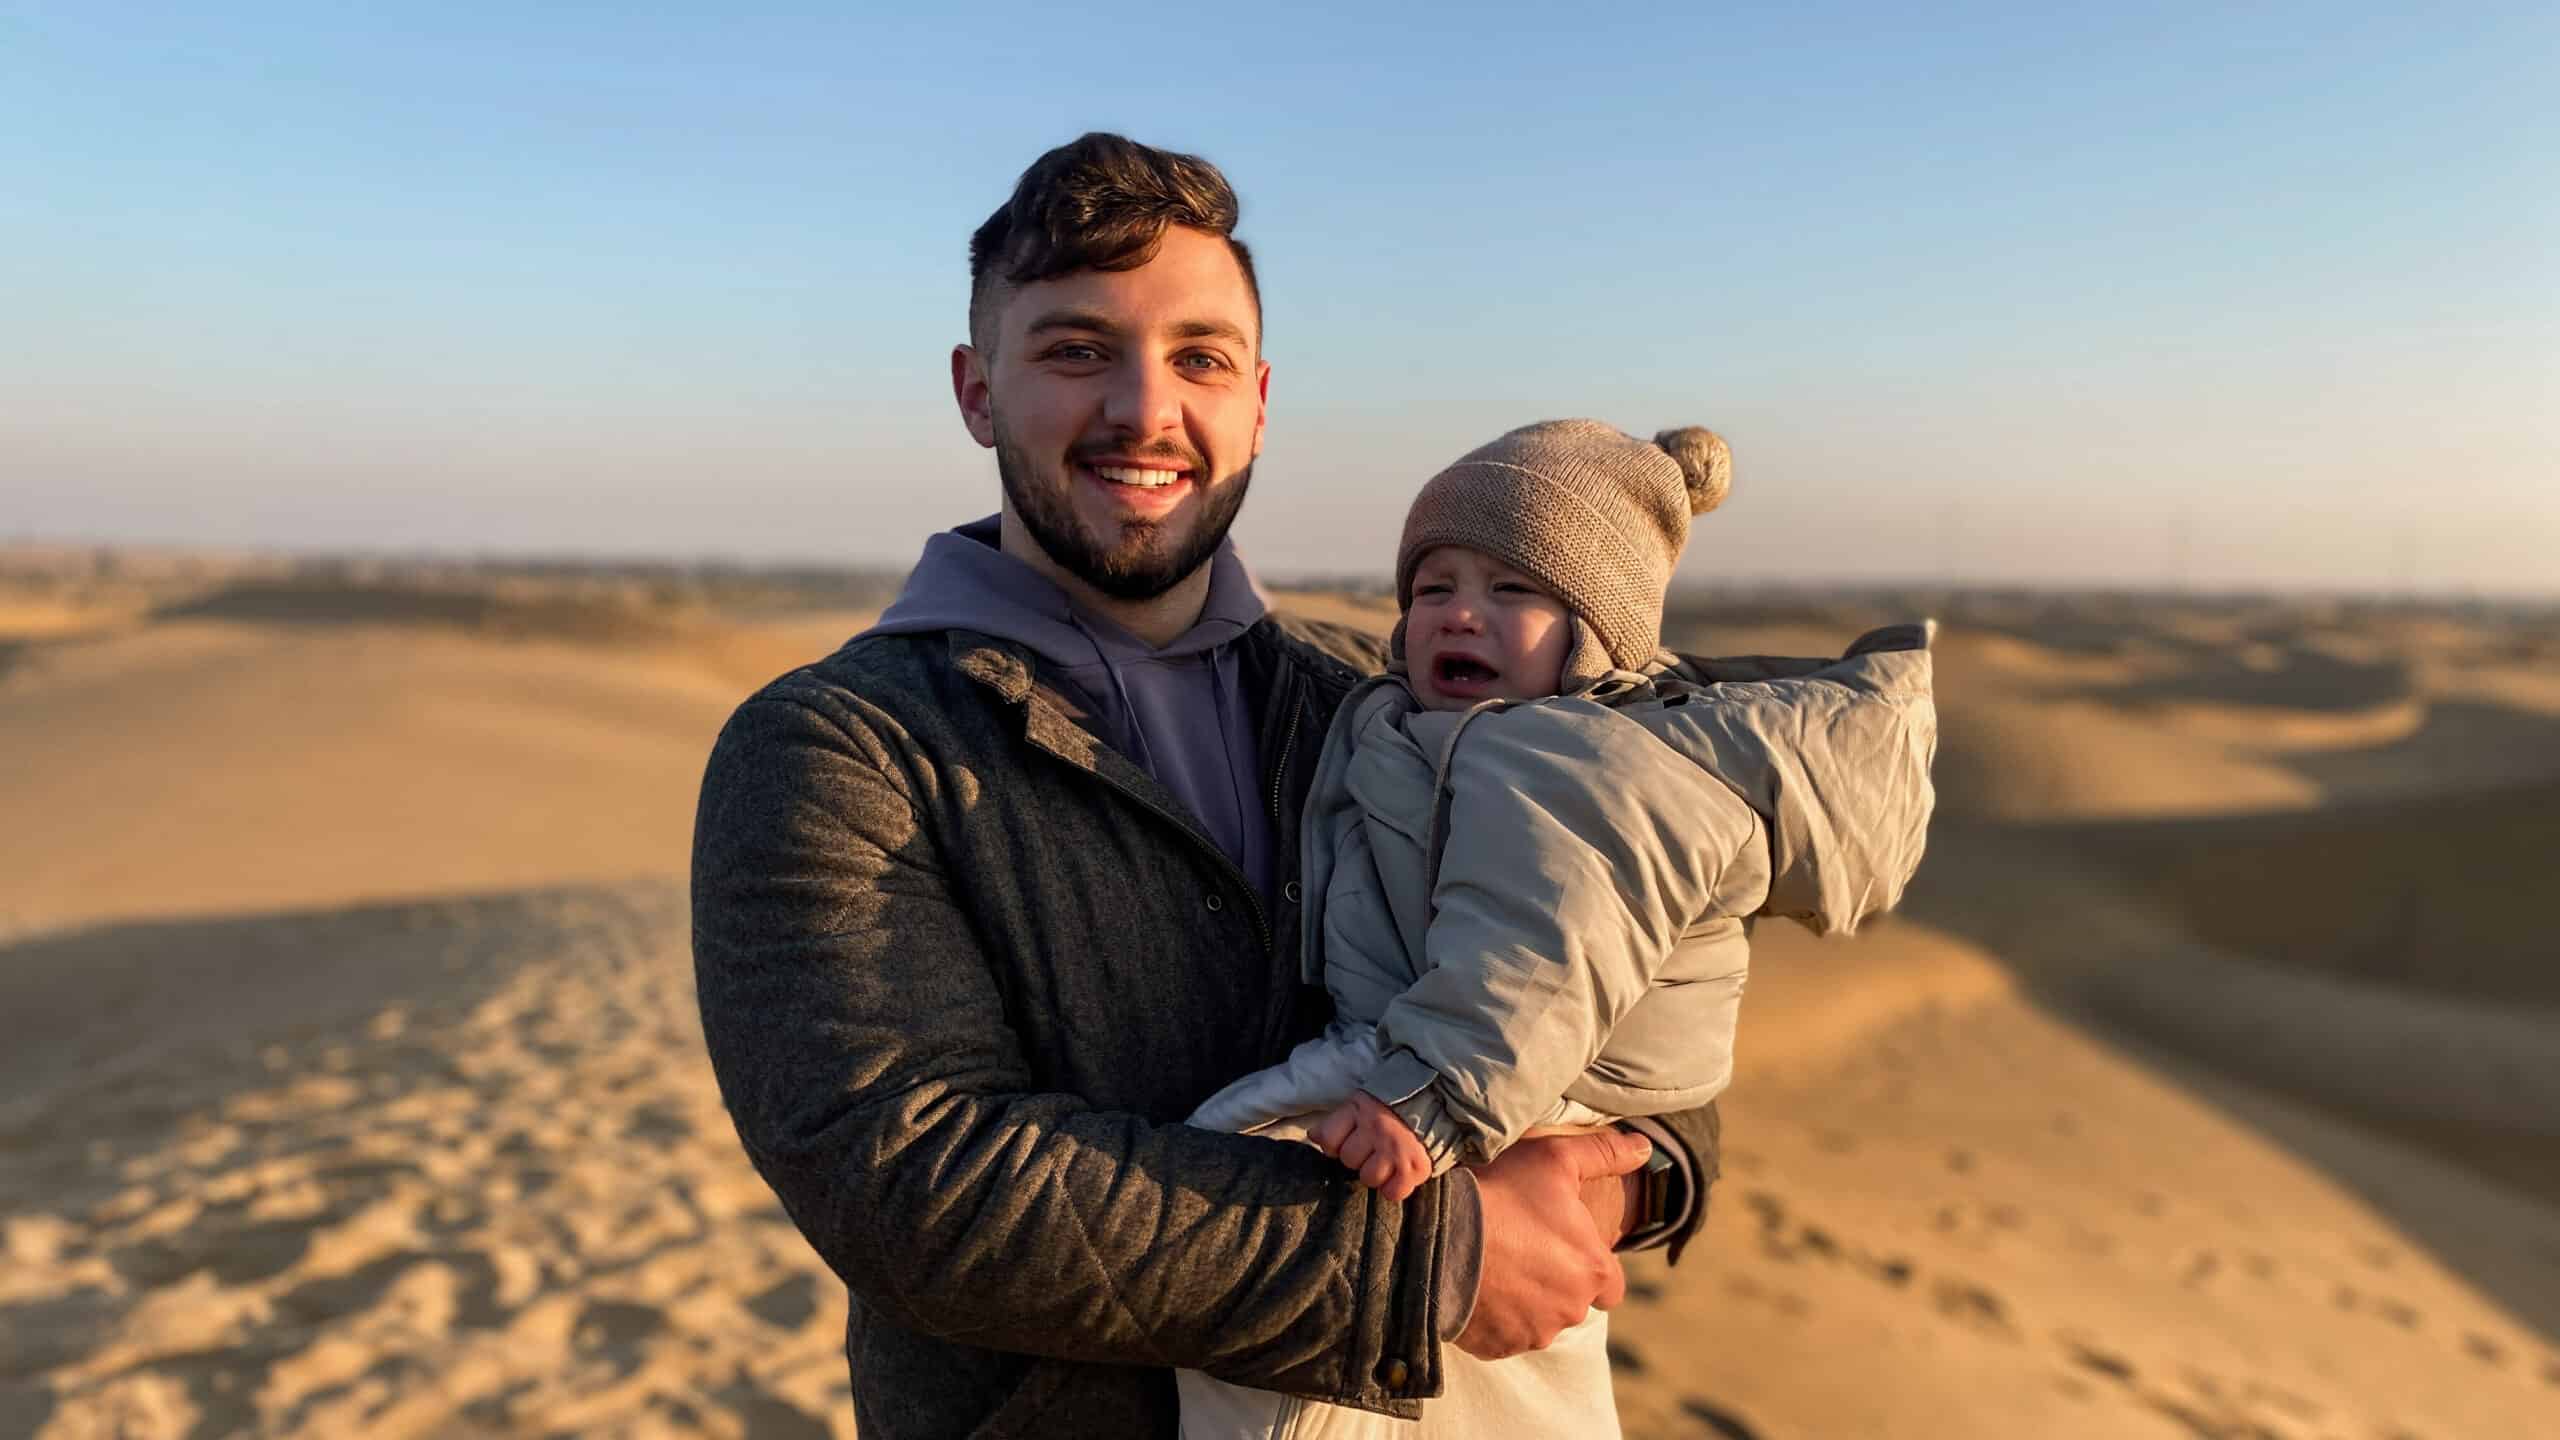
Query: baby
1178,419,1938,1440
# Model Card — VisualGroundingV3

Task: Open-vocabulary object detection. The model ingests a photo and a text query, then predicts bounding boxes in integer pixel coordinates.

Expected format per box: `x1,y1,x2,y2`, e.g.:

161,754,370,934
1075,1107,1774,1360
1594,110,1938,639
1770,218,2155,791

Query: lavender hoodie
862,516,1276,898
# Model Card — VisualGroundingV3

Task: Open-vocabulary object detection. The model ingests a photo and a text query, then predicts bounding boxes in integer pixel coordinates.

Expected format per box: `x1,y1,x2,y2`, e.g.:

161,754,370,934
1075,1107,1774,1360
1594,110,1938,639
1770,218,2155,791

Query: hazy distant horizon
10,526,2555,607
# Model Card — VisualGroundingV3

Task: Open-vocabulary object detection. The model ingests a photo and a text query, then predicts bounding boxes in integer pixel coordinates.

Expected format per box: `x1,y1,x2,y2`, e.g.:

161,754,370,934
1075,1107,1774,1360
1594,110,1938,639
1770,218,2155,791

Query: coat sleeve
689,692,1456,1410
1359,707,1771,1167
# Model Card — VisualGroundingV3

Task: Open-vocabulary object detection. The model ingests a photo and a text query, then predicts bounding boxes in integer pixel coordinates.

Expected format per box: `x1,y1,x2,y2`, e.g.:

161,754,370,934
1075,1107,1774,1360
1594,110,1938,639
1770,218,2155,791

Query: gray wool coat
690,615,1725,1439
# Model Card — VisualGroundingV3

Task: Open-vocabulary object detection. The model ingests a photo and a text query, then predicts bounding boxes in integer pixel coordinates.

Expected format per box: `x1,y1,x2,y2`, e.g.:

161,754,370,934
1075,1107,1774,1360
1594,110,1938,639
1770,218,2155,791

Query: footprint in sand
571,1297,671,1377
1679,1396,1765,1439
745,1273,822,1331
1860,1254,1915,1289
1930,1277,2019,1340
2057,1334,2137,1385
710,1375,834,1440
620,1102,696,1148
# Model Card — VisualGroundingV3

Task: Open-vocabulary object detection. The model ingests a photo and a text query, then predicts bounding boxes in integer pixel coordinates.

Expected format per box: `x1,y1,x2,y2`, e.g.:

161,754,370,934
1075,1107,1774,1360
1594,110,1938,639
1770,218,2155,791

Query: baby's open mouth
1434,655,1499,686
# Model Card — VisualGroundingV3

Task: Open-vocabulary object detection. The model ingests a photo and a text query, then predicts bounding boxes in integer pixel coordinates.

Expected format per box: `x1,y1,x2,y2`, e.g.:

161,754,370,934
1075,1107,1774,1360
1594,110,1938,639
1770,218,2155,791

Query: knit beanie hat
1393,419,1732,679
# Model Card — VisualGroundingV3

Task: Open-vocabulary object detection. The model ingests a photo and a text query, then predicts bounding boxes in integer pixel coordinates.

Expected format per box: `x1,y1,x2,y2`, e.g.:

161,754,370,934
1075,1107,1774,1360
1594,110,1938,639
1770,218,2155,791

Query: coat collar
945,628,1231,855
947,630,1103,765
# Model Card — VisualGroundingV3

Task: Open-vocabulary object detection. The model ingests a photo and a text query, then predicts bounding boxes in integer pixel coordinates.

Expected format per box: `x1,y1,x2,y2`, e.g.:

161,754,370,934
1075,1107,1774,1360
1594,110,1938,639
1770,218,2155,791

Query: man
690,133,1719,1438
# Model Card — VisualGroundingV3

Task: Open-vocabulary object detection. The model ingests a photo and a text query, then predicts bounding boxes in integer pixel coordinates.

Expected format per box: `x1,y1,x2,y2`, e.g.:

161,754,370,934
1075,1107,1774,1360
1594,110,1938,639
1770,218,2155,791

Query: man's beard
996,431,1253,601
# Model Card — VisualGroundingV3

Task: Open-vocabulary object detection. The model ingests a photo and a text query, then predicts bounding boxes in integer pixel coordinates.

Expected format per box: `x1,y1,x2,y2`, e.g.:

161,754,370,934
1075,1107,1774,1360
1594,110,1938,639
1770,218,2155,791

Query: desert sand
3,555,2556,1438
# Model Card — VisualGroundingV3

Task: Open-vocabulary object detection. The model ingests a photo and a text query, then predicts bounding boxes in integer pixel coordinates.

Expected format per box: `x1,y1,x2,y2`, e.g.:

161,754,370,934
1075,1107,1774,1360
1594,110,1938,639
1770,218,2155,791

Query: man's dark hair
968,132,1261,354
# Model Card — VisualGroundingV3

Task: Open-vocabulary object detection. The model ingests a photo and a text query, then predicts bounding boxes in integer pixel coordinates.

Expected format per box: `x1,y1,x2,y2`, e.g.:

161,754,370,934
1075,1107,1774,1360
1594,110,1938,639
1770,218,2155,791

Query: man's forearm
723,1073,1451,1391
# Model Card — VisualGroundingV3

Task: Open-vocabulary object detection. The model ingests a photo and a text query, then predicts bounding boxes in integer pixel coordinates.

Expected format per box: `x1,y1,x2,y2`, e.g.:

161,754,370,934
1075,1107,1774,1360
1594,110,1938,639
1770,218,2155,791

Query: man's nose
1101,355,1183,436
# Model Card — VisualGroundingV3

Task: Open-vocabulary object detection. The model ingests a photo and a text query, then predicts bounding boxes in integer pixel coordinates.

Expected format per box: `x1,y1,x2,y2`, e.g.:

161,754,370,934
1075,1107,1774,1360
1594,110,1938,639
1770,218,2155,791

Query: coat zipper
1256,673,1310,1061
1267,697,1303,828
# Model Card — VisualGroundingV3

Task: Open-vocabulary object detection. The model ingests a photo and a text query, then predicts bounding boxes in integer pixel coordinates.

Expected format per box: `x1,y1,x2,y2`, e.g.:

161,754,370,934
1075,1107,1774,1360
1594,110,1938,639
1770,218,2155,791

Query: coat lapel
945,631,1227,860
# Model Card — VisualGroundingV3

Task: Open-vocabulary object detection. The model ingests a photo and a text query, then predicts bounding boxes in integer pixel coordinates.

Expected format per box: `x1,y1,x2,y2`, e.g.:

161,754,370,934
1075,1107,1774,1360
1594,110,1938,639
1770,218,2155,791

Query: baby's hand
1311,1090,1431,1201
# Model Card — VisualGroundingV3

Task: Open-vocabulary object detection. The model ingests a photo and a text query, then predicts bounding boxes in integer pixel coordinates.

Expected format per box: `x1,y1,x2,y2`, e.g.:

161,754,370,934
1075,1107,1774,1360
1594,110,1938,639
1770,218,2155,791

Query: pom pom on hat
1653,426,1732,516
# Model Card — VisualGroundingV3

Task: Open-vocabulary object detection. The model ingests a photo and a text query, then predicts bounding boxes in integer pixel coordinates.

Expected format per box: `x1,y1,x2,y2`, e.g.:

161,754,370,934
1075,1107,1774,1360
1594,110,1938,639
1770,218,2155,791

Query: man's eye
1177,352,1231,372
1047,343,1105,362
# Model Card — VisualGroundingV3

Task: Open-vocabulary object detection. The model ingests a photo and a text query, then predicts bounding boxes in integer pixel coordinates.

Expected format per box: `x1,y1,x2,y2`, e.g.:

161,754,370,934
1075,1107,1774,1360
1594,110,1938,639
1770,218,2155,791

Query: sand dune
0,599,869,939
1928,692,2327,822
4,569,2556,1438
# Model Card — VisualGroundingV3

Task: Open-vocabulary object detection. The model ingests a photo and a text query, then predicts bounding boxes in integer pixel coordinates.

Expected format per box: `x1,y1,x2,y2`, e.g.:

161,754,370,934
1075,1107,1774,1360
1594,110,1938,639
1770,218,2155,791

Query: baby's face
1406,546,1574,710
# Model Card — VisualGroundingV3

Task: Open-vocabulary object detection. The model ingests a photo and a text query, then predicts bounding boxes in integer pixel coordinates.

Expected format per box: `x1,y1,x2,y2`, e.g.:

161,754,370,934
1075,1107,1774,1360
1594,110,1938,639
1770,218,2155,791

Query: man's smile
1090,463,1185,488
1075,454,1199,515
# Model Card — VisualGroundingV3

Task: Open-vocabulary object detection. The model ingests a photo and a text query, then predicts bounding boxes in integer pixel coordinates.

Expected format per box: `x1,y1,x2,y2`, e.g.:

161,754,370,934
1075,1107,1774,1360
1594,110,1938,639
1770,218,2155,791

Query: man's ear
1250,357,1270,461
952,345,997,448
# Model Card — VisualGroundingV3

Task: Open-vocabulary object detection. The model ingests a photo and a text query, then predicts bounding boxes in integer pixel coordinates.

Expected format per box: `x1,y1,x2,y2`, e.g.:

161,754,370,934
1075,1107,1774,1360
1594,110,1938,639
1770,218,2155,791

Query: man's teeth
1093,465,1183,487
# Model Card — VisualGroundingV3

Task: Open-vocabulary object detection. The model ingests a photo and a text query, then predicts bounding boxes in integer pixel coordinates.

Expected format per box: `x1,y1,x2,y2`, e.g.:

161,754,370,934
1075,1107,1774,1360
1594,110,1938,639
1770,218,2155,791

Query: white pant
1176,1308,1621,1440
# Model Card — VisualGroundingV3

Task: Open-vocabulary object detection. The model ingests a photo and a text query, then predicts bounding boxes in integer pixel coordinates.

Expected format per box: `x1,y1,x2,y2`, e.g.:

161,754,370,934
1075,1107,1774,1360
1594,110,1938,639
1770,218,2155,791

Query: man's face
953,226,1269,600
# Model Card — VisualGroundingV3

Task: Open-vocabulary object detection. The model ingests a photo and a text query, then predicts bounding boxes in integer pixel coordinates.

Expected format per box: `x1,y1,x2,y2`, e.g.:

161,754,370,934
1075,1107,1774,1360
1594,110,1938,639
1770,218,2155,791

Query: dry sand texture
4,561,2558,1438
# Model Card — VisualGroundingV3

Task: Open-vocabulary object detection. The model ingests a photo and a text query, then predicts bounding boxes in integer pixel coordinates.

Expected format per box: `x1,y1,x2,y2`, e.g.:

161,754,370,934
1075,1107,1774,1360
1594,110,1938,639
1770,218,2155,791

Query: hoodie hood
860,515,1277,893
1630,622,1938,935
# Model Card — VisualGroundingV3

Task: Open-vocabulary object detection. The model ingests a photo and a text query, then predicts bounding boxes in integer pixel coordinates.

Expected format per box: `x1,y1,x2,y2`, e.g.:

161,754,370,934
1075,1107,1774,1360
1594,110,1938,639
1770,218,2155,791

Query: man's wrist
1613,1119,1689,1251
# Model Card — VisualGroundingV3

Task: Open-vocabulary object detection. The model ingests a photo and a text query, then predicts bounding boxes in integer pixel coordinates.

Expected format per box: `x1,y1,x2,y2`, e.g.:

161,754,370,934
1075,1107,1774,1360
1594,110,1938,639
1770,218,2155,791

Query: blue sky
7,1,2554,592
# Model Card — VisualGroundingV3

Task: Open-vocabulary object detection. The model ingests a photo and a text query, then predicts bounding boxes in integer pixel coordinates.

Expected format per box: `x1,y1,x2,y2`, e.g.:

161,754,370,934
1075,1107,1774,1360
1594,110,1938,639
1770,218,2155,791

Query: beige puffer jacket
1310,622,1937,1168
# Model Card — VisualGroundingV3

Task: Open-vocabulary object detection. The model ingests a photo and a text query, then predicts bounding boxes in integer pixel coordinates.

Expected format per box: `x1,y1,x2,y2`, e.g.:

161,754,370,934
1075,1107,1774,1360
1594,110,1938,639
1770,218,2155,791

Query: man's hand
1454,1127,1653,1359
1310,1091,1433,1201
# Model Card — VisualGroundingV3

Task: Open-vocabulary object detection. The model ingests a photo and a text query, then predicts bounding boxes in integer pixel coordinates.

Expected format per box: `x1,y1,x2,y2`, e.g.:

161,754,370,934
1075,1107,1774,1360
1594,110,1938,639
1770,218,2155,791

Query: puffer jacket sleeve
1358,704,1771,1167
691,693,1456,1412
